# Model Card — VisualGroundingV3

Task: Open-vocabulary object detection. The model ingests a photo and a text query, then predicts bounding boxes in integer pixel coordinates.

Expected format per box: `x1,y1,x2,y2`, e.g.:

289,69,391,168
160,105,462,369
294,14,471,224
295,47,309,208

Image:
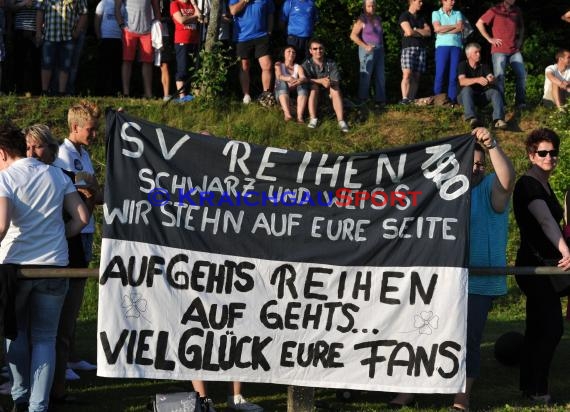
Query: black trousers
515,274,563,396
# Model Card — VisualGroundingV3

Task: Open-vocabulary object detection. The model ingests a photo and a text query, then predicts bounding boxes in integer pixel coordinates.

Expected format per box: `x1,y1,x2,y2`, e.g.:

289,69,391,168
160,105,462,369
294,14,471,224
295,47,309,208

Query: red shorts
122,30,153,63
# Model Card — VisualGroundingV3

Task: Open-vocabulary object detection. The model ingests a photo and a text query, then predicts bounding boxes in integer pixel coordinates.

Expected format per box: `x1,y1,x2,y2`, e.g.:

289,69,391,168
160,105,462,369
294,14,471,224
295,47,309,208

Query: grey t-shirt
125,0,153,34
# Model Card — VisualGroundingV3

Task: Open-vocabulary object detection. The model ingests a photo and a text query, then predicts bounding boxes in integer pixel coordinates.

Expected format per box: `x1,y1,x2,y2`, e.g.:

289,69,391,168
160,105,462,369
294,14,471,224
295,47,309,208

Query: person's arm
94,12,103,39
400,19,414,37
515,10,524,50
171,5,198,25
115,0,125,28
229,0,248,16
528,199,570,270
73,13,88,39
35,8,44,45
416,22,431,37
151,0,161,22
350,19,373,52
546,69,570,93
458,73,492,88
475,18,502,48
0,197,11,244
472,128,515,213
63,191,90,238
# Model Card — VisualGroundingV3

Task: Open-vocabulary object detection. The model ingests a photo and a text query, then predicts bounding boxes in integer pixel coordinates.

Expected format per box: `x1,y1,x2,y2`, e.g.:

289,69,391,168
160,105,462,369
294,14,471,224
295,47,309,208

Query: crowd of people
0,0,568,130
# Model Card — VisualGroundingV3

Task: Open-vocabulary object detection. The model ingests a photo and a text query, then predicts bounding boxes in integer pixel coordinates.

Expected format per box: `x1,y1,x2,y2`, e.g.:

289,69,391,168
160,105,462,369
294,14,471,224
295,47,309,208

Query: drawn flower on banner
122,292,150,323
413,311,439,335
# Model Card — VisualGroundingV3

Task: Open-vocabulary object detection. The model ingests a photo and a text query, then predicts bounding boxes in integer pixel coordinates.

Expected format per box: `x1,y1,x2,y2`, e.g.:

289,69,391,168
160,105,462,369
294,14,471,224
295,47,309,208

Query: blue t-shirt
230,0,275,42
432,8,463,48
280,0,317,38
468,173,509,296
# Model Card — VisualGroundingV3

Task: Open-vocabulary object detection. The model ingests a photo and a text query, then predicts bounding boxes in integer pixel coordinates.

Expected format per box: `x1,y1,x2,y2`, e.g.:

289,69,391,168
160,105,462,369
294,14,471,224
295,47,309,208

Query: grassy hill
1,95,570,411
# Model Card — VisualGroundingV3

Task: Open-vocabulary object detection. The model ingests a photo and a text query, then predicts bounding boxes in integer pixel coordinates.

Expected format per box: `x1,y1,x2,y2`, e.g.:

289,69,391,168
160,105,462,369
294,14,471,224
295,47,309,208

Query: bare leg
239,58,251,96
296,94,307,121
279,93,293,120
160,62,170,97
330,87,344,121
259,55,272,92
409,72,420,100
308,88,319,119
401,68,412,99
41,69,52,93
452,377,474,410
58,70,69,94
122,61,132,96
142,62,153,98
191,380,208,398
176,80,185,97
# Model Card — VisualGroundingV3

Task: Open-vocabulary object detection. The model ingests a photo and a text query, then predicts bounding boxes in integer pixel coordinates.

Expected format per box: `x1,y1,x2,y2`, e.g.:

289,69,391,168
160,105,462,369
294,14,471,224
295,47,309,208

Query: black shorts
236,35,270,60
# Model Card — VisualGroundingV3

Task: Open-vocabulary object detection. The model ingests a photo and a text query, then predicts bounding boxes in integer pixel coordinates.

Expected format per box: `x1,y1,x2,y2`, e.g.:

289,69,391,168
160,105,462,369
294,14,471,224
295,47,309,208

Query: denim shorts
274,79,309,98
42,40,74,71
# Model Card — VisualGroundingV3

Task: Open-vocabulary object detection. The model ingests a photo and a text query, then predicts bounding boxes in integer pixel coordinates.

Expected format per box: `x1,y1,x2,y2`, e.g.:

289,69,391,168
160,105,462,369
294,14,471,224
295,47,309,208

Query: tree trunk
204,0,221,52
287,386,314,412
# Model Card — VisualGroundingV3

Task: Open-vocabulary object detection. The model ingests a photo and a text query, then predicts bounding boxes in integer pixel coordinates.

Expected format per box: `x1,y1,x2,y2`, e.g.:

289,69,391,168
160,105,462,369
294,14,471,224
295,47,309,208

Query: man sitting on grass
302,38,349,133
457,42,507,130
542,48,570,111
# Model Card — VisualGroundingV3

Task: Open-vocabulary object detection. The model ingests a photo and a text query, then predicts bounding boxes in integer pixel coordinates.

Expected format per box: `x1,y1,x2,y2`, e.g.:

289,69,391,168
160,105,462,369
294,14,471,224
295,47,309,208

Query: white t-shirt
53,138,96,234
0,158,75,266
96,0,124,39
543,63,570,102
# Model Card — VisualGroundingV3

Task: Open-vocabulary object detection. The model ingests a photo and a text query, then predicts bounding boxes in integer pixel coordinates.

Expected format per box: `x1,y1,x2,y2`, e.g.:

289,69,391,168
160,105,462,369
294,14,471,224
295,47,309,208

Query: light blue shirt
432,8,463,48
468,173,509,296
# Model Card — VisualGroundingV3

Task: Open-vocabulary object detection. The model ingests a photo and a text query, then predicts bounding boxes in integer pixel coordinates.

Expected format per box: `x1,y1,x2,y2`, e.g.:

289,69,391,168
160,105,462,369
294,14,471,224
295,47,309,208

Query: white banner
97,238,467,393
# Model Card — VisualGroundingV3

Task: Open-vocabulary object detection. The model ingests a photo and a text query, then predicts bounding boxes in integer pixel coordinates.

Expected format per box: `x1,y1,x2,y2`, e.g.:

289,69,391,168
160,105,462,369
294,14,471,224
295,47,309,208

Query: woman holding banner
513,128,570,404
0,122,89,412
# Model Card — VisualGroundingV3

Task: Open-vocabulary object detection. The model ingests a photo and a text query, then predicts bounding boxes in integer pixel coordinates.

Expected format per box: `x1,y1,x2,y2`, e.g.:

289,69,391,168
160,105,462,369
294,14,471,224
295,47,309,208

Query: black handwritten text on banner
97,110,473,393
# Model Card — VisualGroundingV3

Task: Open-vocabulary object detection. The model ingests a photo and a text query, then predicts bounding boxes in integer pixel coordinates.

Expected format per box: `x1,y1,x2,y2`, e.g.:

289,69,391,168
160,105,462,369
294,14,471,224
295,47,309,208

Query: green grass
1,95,570,411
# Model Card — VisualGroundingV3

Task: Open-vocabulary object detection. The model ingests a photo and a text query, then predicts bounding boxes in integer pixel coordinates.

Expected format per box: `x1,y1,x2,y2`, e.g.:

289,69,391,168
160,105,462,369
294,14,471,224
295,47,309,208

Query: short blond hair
67,100,101,131
23,124,59,163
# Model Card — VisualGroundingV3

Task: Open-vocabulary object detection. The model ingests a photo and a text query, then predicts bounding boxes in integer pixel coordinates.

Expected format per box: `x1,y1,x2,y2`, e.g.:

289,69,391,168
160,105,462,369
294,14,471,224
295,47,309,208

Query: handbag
151,391,201,412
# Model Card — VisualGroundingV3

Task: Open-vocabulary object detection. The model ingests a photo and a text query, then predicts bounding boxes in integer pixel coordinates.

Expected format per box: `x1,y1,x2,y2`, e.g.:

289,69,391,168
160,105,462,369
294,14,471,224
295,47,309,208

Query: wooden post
287,386,314,412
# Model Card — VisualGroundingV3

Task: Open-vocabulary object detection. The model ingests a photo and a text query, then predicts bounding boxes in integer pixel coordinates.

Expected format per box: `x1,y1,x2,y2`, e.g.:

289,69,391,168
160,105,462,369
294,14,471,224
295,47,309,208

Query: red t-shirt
170,0,200,44
479,4,523,54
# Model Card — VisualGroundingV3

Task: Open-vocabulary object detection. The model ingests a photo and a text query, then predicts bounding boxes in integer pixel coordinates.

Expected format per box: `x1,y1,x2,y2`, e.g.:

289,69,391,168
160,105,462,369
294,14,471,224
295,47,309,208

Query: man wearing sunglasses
302,39,349,132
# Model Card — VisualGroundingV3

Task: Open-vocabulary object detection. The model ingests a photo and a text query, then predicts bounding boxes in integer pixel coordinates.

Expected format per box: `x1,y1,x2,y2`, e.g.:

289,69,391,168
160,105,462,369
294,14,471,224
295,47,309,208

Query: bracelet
487,139,497,149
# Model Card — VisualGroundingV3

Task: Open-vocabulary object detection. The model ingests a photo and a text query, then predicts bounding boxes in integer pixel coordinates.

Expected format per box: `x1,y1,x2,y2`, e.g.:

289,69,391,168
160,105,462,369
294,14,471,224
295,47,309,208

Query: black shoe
11,402,28,412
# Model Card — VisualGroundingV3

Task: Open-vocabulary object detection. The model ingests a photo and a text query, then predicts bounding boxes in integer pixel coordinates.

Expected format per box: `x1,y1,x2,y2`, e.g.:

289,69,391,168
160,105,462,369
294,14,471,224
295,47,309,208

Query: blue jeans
458,86,505,121
7,278,68,412
434,46,461,102
492,51,526,105
466,294,494,378
358,45,385,103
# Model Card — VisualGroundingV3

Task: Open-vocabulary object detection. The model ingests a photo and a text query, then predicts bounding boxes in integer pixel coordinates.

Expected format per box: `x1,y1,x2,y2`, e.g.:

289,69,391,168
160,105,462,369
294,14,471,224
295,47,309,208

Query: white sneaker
65,368,80,381
242,94,252,104
227,394,263,412
308,118,318,129
338,120,349,133
67,360,97,371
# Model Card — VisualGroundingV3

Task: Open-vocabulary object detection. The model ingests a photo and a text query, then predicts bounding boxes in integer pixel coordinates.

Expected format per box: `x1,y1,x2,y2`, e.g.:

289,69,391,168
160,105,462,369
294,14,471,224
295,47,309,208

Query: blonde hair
67,100,101,131
23,124,59,163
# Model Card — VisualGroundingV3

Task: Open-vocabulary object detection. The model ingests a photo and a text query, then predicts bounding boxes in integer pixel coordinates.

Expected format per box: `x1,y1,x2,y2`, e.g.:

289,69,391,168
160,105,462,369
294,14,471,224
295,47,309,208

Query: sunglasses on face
535,150,559,158
311,47,324,51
